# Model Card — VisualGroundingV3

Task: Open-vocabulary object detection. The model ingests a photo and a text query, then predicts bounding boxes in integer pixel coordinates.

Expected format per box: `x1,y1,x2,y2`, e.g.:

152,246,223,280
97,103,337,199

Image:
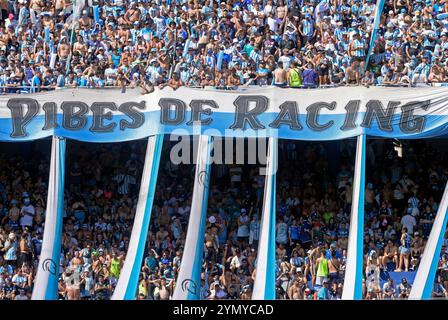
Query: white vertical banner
365,0,386,69
409,181,448,300
341,134,366,300
32,136,66,300
112,134,164,300
252,137,277,300
172,135,213,300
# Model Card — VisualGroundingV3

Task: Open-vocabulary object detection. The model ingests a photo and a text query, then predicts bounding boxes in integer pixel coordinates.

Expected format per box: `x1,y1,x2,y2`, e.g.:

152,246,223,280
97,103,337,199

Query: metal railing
0,82,446,95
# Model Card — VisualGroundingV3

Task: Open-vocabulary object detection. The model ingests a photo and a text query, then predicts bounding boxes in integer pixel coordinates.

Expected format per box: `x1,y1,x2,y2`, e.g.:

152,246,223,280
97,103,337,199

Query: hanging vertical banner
93,5,100,23
252,138,277,300
409,181,448,300
365,0,386,69
172,135,213,300
182,39,191,58
111,134,164,300
32,136,66,300
341,134,366,300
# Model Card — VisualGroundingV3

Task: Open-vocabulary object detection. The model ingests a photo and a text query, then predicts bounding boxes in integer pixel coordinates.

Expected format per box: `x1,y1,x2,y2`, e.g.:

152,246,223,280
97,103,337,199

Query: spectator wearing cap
317,279,330,300
301,62,318,87
412,55,431,84
382,278,396,299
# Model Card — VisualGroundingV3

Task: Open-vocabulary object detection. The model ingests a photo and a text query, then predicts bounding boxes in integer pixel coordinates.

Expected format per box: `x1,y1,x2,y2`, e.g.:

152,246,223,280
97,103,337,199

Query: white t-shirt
230,255,245,269
237,215,250,237
401,215,416,234
267,17,280,32
104,67,118,85
20,205,35,227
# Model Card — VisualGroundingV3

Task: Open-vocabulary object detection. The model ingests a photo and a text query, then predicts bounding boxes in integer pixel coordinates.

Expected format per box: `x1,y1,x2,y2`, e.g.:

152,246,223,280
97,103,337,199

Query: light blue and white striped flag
112,134,164,300
32,136,66,300
252,138,277,300
172,135,213,300
365,0,386,69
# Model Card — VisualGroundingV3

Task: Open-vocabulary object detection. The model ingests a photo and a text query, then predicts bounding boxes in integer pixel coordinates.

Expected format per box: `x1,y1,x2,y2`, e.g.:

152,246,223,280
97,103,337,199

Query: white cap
208,216,216,224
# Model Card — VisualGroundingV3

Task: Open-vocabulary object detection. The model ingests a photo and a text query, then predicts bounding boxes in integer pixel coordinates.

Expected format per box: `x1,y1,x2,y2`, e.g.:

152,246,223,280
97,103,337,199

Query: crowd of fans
1,0,448,93
0,138,447,300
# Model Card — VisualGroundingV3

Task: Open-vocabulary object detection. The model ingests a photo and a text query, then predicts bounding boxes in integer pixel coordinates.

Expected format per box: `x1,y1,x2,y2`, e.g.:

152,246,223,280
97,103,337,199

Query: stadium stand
0,0,448,93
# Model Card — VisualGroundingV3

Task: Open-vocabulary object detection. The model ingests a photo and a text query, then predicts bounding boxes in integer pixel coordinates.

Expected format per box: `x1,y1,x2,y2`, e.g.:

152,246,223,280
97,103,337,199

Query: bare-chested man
30,0,45,14
381,239,398,269
57,37,71,60
78,10,92,29
276,0,287,21
42,13,55,32
288,280,304,300
0,27,8,51
157,48,171,70
64,267,81,300
123,2,140,25
73,35,87,56
345,60,360,85
337,234,348,251
157,278,173,300
274,61,287,87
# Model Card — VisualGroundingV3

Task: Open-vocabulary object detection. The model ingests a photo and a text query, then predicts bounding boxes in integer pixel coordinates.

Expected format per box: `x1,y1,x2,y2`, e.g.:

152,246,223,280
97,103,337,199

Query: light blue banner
172,135,213,300
32,136,65,300
252,138,277,299
365,0,386,69
341,134,365,300
112,135,164,300
2,86,448,143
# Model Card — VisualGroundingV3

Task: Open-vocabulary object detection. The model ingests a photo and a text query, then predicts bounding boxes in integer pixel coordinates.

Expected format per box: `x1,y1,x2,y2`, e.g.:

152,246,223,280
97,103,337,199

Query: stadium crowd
1,0,448,93
0,139,447,300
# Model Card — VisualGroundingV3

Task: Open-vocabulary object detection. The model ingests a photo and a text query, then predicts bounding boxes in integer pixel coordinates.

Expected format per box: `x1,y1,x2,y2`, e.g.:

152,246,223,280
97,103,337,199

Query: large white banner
32,136,66,300
172,135,213,300
0,86,447,142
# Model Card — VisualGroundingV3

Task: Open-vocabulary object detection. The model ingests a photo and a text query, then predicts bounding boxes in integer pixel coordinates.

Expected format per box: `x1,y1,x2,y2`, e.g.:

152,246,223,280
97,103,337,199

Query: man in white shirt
229,248,245,270
400,209,416,234
104,62,118,86
20,196,35,230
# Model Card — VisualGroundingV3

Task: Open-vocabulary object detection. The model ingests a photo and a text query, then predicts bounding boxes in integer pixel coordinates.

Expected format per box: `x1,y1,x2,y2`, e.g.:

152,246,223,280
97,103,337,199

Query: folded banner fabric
252,138,277,300
32,136,66,300
409,181,448,300
365,0,386,69
112,135,164,300
1,86,448,142
172,135,213,300
341,134,366,300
